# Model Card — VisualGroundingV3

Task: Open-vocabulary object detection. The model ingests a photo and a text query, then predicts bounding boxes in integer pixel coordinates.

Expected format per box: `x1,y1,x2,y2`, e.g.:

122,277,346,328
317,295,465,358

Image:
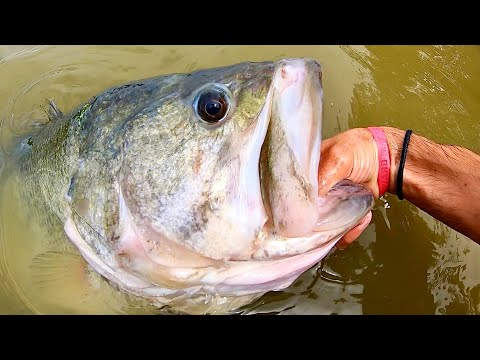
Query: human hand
318,128,382,249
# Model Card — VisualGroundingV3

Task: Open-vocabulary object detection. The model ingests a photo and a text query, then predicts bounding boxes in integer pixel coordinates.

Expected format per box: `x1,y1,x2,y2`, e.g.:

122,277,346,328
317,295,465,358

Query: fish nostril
280,66,297,87
281,65,299,81
280,64,308,85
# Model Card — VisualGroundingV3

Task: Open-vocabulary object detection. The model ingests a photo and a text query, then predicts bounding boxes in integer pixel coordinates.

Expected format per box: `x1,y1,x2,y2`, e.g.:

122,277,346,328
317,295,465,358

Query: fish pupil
205,101,221,116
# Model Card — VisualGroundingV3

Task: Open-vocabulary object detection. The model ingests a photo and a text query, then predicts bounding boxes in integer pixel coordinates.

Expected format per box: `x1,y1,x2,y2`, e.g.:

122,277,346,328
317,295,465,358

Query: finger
335,211,372,249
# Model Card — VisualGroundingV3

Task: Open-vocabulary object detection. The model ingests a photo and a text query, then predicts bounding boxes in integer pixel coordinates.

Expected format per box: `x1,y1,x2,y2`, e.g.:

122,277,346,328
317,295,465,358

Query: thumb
317,148,352,197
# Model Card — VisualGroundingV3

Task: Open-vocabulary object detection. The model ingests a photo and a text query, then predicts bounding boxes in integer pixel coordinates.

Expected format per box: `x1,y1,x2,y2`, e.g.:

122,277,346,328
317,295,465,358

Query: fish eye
193,84,231,126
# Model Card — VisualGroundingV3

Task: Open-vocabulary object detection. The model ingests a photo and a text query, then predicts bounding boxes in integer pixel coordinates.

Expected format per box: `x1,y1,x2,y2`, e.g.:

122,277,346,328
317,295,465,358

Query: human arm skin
383,127,480,244
318,127,480,247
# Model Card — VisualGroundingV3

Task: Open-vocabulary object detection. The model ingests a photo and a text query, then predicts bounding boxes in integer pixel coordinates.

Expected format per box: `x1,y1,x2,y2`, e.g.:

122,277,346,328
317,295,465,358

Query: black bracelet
396,129,413,200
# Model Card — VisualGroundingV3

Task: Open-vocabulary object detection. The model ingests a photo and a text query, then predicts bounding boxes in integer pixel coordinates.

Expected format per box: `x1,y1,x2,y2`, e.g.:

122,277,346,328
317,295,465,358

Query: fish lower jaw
204,237,341,297
63,216,340,310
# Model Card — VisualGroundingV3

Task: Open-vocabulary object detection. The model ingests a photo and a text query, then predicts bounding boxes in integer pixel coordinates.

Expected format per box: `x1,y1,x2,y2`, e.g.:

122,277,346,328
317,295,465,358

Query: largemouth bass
12,58,374,314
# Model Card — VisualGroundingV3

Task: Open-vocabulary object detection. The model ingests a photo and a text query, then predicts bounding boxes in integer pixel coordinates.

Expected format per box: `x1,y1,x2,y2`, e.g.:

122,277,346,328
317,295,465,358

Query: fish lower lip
64,215,338,298
209,238,339,295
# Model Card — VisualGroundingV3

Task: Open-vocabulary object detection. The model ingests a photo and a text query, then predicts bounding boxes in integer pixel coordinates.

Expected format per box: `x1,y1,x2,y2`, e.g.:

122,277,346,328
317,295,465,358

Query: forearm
381,127,480,244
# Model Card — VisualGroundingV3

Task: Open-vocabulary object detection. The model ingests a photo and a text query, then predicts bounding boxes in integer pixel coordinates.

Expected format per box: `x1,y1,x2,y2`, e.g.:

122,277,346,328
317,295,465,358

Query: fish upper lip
260,58,324,238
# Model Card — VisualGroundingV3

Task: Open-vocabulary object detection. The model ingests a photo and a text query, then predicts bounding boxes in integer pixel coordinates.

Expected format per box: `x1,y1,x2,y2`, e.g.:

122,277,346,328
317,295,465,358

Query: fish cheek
176,198,211,244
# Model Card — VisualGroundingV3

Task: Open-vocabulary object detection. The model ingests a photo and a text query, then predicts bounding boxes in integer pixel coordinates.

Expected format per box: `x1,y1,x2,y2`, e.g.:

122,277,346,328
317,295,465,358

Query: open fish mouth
63,58,374,303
